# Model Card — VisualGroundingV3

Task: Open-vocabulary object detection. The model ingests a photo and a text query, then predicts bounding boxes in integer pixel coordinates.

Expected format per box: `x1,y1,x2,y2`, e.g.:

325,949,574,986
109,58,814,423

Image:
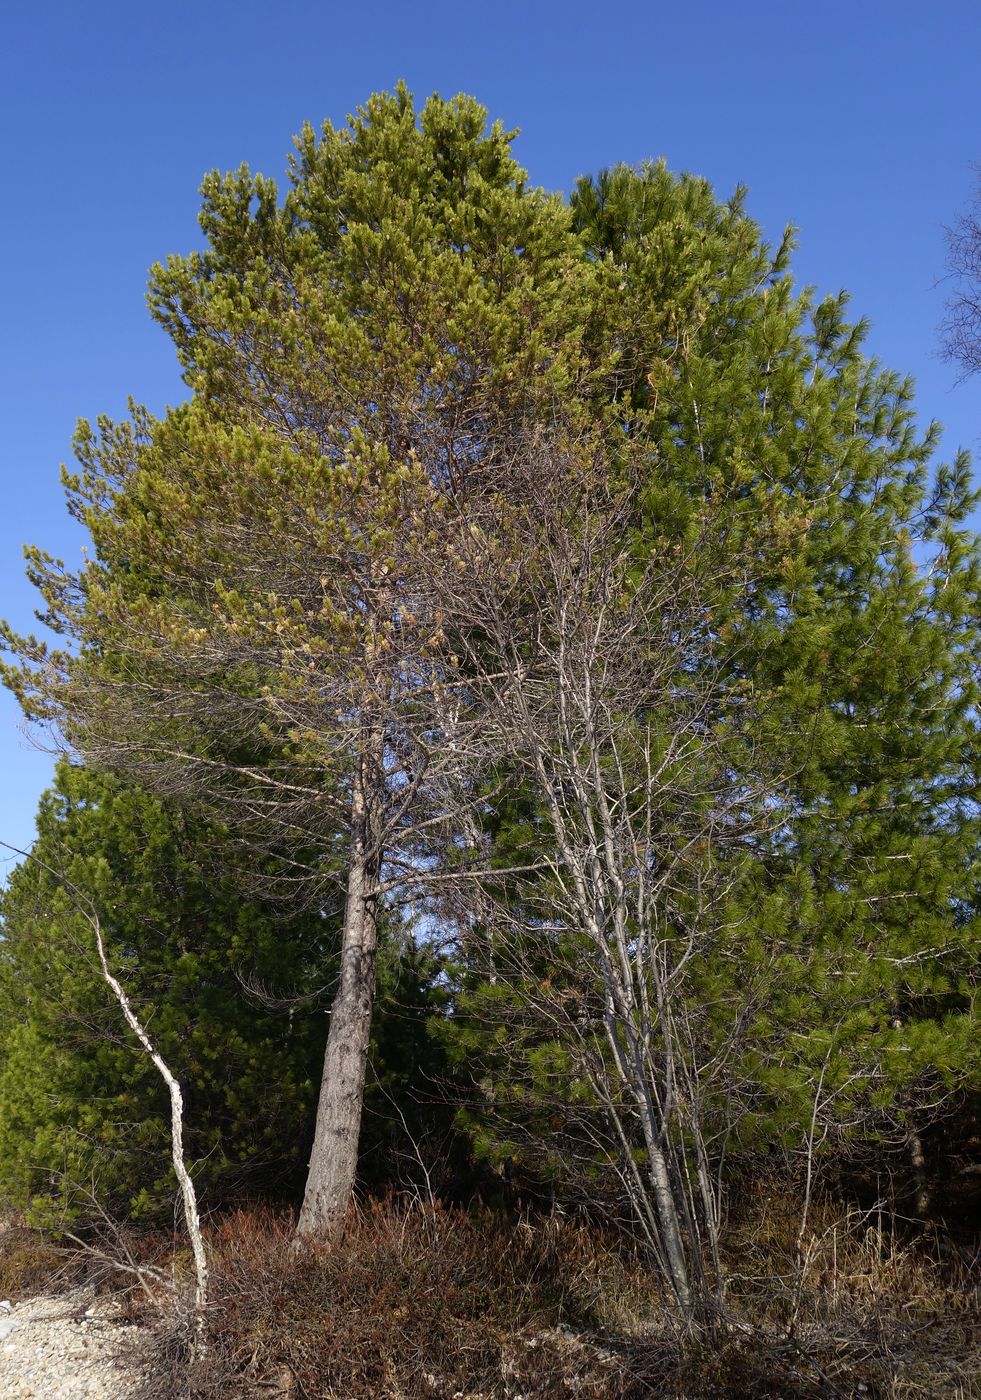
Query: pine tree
0,761,330,1223
439,164,981,1309
1,87,583,1237
571,161,981,1151
0,761,456,1225
4,103,979,1316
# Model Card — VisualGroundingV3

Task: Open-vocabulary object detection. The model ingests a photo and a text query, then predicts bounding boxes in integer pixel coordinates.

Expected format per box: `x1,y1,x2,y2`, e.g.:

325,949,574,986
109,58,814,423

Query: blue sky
1,0,979,873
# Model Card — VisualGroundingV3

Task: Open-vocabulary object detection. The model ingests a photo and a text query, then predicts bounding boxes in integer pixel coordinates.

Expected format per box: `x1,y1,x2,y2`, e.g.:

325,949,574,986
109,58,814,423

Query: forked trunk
296,730,384,1239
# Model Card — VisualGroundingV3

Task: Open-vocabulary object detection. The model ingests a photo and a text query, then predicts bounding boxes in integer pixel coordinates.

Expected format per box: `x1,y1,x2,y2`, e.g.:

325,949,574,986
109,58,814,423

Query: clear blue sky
1,0,979,874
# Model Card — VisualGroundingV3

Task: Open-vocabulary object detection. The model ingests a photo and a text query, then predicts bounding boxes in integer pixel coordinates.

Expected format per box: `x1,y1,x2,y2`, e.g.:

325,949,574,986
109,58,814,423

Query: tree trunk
646,1140,695,1321
295,729,384,1239
909,1129,930,1219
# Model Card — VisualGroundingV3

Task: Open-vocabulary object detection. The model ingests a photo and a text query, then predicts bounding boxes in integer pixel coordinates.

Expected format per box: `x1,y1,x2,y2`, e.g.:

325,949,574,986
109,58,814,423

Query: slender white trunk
90,911,208,1344
612,1014,696,1323
646,1140,694,1316
1,840,212,1346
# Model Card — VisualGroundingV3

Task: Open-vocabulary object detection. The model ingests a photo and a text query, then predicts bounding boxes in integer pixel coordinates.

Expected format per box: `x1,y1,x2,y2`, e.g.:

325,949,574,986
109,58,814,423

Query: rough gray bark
296,726,384,1240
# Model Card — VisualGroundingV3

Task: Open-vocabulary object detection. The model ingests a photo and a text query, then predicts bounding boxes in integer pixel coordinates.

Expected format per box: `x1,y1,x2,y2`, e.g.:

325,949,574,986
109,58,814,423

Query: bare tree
941,166,981,379
435,431,804,1332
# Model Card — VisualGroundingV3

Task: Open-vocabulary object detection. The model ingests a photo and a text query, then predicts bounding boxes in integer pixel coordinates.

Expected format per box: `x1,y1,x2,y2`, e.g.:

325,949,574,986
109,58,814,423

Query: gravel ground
0,1290,145,1399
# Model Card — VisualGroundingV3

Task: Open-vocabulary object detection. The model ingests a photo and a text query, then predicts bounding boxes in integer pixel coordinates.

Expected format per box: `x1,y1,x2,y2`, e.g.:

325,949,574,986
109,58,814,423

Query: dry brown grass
5,1195,979,1397
0,1212,79,1300
137,1199,662,1399
722,1188,981,1398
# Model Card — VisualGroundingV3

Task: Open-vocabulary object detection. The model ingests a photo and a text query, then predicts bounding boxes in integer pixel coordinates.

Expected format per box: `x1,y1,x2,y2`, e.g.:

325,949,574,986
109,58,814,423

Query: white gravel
0,1290,145,1399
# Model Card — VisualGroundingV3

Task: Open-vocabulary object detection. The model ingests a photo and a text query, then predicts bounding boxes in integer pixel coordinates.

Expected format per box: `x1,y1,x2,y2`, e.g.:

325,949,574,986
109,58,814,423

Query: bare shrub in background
942,165,981,380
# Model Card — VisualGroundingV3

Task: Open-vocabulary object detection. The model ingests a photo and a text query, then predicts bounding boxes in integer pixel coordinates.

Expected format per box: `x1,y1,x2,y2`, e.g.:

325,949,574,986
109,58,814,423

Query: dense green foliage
443,162,981,1183
594,164,981,1139
0,762,330,1220
0,761,452,1223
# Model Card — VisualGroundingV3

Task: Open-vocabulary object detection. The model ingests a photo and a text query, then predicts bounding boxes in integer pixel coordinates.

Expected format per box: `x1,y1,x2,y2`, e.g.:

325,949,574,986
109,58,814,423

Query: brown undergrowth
138,1200,664,1399
0,1211,100,1300
136,1196,981,1399
4,1197,979,1398
722,1189,981,1398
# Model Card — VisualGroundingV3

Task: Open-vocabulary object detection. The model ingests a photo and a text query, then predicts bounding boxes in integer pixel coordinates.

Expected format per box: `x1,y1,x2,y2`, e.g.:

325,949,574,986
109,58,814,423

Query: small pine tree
0,761,331,1222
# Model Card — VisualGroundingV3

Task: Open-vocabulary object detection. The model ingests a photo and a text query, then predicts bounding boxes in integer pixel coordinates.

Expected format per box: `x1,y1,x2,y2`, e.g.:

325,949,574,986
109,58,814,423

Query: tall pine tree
1,87,584,1237
442,162,981,1250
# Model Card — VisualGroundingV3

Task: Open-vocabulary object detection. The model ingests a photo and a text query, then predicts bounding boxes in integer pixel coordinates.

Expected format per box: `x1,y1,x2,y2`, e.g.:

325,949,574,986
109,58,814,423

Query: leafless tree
434,429,805,1333
941,166,981,380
